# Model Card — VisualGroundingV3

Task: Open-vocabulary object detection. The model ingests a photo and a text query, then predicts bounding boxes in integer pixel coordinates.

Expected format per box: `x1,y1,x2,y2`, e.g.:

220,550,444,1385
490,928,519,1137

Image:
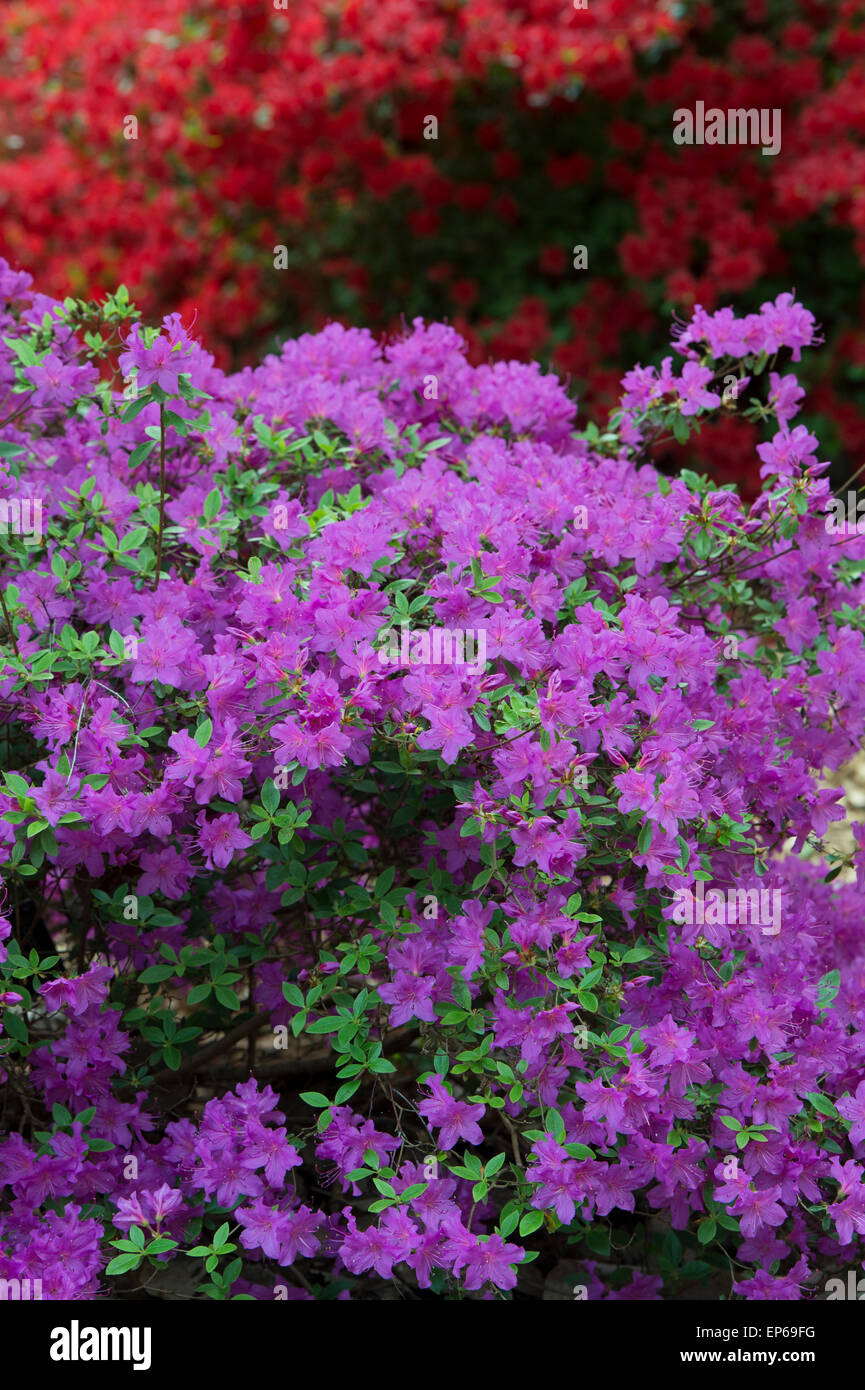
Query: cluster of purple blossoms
1,257,865,1301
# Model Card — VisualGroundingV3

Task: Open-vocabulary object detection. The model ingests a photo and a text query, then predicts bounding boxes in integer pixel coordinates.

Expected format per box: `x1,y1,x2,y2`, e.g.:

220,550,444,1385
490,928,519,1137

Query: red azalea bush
2,0,865,492
2,261,865,1300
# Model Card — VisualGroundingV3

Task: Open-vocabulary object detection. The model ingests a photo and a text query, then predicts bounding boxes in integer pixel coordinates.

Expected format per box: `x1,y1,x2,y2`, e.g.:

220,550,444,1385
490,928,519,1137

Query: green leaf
138,964,176,984
519,1210,544,1236
122,393,153,421
119,526,149,552
128,441,156,468
185,982,212,1006
697,1217,717,1245
585,1227,610,1256
807,1091,839,1120
146,1237,178,1255
105,1253,142,1277
817,969,841,1012
693,528,712,560
300,1091,332,1108
194,719,213,748
498,1207,520,1238
672,413,690,445
374,866,395,897
547,1109,566,1143
139,967,176,989
203,487,222,522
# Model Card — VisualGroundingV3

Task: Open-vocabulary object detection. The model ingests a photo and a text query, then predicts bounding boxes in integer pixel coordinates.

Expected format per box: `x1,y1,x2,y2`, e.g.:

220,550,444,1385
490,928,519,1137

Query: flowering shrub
2,0,865,490
2,258,865,1301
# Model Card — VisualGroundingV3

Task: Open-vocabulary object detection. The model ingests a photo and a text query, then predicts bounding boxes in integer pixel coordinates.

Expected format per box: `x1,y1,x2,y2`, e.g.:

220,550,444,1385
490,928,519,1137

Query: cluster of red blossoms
1,0,864,488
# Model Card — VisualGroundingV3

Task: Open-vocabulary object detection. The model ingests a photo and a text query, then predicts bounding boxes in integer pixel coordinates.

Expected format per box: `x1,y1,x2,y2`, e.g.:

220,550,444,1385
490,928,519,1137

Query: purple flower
838,1083,865,1147
196,812,253,869
674,361,721,417
462,1234,524,1291
119,324,195,393
417,706,475,765
39,963,113,1015
417,1075,485,1150
378,970,437,1026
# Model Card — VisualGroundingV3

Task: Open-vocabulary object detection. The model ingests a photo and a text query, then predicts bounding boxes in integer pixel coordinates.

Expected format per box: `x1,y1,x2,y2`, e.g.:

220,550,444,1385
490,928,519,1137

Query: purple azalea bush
2,258,865,1302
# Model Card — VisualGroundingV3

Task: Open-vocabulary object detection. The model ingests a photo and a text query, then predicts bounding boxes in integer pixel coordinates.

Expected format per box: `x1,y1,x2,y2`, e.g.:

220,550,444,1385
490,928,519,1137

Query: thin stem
153,401,166,589
0,581,20,661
